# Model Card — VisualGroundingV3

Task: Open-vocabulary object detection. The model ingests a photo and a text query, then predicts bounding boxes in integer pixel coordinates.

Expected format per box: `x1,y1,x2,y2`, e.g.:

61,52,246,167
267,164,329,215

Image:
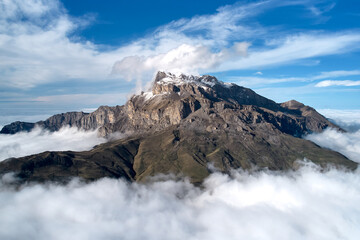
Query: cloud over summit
111,42,250,82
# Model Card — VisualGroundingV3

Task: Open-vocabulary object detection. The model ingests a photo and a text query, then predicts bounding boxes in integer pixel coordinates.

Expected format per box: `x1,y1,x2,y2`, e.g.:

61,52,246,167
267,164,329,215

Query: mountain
0,72,357,185
0,72,339,136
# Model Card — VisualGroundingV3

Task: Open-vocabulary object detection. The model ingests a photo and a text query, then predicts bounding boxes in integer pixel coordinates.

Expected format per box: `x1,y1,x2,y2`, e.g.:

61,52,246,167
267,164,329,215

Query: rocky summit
0,71,357,185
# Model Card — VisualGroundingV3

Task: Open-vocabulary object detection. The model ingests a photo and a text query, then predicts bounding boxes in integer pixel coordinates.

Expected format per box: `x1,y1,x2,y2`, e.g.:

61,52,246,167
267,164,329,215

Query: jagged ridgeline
0,72,357,184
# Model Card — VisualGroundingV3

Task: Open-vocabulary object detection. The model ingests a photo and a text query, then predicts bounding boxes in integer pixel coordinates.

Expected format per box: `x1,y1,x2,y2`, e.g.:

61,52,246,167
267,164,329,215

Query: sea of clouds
0,109,359,240
0,166,359,240
0,126,107,161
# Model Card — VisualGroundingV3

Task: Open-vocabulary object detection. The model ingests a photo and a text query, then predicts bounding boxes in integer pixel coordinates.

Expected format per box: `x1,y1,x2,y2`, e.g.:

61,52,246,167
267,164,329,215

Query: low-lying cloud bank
0,126,106,161
0,109,359,239
0,165,359,240
306,128,360,163
304,109,360,163
319,109,360,132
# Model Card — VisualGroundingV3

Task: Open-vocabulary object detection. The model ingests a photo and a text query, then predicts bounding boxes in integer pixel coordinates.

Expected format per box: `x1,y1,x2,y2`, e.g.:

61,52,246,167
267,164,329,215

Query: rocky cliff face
0,71,338,137
0,71,354,185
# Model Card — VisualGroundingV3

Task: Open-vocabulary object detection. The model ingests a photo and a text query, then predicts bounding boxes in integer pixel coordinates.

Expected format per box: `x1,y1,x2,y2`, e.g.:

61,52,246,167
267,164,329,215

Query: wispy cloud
218,33,360,71
312,70,360,80
315,80,360,87
228,69,360,87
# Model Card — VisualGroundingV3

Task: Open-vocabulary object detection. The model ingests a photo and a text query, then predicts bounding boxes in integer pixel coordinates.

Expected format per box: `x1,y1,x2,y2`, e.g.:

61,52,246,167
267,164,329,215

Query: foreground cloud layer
0,110,359,239
0,126,106,161
0,165,359,240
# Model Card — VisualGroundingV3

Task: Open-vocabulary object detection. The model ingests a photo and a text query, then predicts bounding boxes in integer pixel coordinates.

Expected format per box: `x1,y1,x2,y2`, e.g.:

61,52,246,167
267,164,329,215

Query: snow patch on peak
142,91,154,101
155,71,232,88
157,72,200,84
139,90,170,102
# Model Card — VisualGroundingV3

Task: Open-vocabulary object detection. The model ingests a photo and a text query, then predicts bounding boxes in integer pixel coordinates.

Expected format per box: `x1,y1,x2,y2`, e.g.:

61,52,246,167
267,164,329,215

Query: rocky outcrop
0,121,36,134
0,71,355,185
0,107,123,134
0,112,88,134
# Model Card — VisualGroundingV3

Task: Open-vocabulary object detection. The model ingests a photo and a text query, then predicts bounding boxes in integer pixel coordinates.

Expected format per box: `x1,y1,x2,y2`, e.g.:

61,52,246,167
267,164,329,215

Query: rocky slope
0,72,356,185
1,71,339,137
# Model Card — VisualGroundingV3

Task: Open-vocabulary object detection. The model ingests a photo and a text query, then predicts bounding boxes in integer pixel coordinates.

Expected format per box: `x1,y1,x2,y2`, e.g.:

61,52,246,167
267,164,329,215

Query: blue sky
1,0,360,124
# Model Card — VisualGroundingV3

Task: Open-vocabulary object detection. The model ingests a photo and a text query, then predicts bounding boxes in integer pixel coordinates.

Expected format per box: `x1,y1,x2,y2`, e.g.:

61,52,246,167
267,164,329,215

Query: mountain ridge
0,71,339,137
0,71,356,185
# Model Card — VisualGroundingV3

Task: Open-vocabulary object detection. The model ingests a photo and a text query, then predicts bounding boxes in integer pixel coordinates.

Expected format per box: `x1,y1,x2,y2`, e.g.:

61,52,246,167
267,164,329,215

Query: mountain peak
281,100,305,110
154,71,231,87
150,71,233,97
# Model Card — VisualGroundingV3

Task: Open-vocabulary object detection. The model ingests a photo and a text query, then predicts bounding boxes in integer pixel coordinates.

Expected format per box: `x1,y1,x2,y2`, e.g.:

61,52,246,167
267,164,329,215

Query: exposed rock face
0,112,88,134
0,121,36,134
0,71,338,137
0,107,123,134
0,71,355,185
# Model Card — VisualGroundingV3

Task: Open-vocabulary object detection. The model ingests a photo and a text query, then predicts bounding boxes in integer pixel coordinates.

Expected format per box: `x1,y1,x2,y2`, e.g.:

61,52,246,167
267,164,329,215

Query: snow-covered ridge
155,71,233,88
138,71,234,101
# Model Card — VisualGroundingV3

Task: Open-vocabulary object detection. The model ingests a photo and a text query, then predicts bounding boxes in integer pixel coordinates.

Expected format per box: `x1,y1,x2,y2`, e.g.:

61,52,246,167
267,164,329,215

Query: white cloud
2,0,360,91
319,109,360,122
305,128,360,163
0,0,120,88
315,80,360,87
305,109,360,163
227,69,360,87
1,0,258,89
155,0,273,46
312,70,360,80
318,109,360,132
308,2,335,16
111,31,360,89
0,126,106,161
0,165,360,240
227,76,303,87
218,33,360,71
112,43,249,83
